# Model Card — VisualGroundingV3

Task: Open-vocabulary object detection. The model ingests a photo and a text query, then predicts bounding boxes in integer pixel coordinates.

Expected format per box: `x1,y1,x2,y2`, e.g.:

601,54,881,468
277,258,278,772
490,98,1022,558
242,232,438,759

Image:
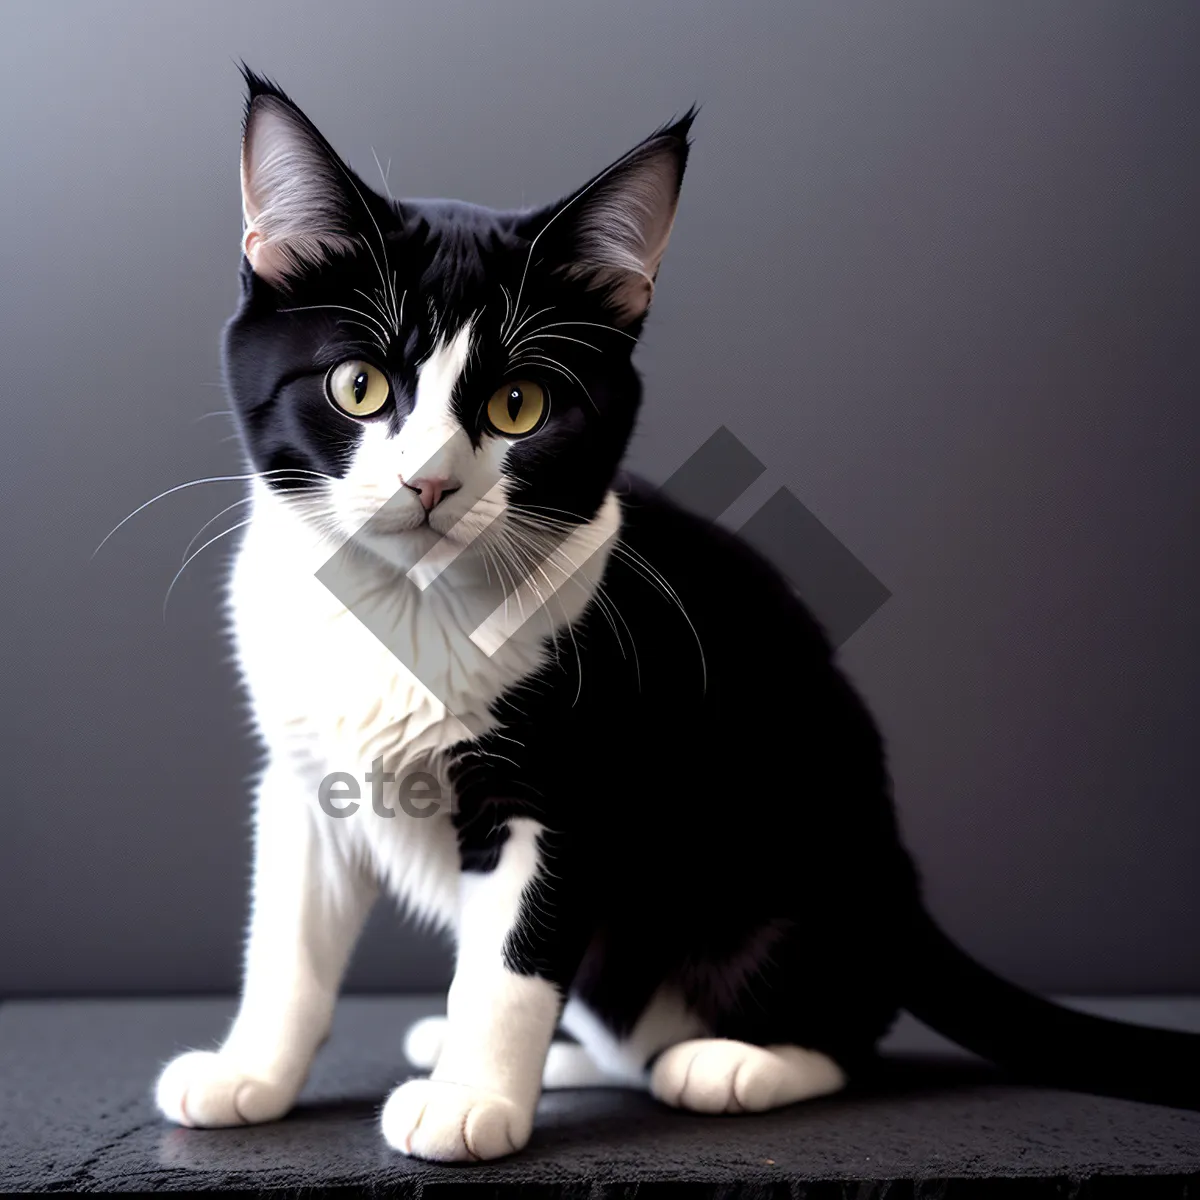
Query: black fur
225,70,1199,1109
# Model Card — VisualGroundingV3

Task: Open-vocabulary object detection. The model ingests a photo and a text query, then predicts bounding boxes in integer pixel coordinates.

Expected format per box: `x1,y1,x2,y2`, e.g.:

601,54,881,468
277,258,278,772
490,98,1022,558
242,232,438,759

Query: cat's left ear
535,111,695,326
238,68,364,288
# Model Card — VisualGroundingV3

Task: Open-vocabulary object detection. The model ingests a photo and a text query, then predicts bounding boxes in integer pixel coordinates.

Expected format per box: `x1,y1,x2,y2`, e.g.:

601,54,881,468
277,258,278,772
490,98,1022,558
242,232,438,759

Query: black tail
901,906,1200,1109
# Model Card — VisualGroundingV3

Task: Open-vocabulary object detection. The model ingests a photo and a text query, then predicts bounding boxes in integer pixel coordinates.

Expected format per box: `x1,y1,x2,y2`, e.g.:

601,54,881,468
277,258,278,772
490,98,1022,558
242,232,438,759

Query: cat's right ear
238,69,361,288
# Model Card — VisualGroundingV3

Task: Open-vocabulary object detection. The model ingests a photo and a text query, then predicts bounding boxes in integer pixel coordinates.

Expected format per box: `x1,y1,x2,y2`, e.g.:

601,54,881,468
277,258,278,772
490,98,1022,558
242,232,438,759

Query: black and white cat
154,71,1195,1161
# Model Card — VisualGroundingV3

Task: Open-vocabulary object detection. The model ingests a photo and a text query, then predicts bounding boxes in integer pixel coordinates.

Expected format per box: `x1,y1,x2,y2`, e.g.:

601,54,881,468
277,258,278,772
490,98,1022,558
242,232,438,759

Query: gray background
1,0,1196,998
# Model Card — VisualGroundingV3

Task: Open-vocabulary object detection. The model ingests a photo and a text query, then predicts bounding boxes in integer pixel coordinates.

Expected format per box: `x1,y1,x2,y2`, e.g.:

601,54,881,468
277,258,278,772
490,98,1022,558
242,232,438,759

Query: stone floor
2,995,1198,1195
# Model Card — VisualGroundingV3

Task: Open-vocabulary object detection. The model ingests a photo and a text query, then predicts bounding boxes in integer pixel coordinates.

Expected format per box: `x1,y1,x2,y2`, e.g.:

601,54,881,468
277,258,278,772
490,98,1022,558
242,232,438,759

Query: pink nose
401,474,460,511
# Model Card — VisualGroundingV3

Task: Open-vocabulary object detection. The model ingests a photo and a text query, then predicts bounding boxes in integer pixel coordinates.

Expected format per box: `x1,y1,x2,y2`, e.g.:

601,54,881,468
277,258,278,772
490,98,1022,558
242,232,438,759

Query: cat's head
224,70,691,566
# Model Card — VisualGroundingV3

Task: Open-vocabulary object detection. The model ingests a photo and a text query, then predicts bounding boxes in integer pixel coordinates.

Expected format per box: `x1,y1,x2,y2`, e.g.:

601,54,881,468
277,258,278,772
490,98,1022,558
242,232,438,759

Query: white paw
155,1050,296,1127
403,1015,447,1070
650,1038,845,1114
381,1078,531,1162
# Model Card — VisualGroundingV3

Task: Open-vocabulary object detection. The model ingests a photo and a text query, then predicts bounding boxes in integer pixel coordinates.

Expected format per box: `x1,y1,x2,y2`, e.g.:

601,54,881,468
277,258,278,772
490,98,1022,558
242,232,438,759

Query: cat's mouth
372,507,465,540
336,504,482,562
324,480,501,567
384,498,488,545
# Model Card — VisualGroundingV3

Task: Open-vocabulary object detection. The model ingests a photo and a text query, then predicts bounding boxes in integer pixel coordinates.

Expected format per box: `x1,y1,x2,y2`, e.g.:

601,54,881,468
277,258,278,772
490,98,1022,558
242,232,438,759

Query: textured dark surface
2,996,1199,1194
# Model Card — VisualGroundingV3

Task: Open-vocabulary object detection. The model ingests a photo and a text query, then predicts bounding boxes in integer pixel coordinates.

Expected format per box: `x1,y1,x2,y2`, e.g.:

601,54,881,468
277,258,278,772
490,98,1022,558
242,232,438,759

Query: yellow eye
327,360,390,418
486,380,546,436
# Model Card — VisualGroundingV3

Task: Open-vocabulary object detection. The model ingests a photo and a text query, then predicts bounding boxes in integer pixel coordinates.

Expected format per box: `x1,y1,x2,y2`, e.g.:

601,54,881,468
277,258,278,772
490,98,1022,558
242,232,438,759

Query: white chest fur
227,481,619,928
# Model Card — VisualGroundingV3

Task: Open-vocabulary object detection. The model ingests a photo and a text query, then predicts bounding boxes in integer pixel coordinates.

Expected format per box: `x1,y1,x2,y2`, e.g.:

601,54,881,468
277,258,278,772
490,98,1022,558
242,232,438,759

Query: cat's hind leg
644,914,897,1114
649,1039,845,1113
542,1042,631,1089
402,1014,447,1071
561,987,846,1110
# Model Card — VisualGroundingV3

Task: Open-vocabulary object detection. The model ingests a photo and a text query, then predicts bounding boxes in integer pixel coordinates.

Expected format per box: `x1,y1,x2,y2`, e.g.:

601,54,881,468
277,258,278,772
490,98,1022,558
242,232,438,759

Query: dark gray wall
1,0,1197,997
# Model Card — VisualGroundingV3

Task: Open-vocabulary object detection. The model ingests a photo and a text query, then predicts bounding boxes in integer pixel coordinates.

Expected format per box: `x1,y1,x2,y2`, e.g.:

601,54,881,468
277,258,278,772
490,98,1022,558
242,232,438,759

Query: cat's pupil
353,373,369,404
507,388,523,421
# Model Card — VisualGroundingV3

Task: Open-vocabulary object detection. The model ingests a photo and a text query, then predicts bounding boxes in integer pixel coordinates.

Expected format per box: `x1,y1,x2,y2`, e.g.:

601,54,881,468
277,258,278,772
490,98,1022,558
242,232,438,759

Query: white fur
155,323,620,1153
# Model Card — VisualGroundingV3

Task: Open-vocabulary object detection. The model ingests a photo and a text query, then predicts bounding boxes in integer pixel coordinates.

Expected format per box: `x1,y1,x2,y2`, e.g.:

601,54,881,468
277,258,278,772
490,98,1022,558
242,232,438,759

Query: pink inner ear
242,227,279,280
601,270,655,326
243,228,263,260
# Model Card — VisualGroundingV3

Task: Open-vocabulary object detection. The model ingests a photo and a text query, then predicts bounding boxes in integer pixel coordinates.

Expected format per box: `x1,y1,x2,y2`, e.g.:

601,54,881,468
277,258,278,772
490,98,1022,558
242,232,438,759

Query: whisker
163,518,254,619
179,474,327,561
498,533,560,646
509,501,707,690
327,155,400,333
492,518,608,704
341,319,390,350
353,287,395,327
505,521,639,686
370,146,394,202
279,303,391,342
515,319,636,344
181,496,253,561
509,353,598,414
503,304,555,346
93,468,334,558
508,331,602,358
507,523,622,650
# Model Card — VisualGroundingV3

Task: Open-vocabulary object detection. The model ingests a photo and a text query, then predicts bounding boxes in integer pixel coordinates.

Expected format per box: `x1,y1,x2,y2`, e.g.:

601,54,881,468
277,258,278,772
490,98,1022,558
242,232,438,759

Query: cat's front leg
156,758,377,1127
382,815,587,1162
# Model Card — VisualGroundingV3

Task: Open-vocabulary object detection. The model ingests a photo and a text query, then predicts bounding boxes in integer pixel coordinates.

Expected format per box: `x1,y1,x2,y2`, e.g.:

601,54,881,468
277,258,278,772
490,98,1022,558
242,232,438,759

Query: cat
153,69,1196,1161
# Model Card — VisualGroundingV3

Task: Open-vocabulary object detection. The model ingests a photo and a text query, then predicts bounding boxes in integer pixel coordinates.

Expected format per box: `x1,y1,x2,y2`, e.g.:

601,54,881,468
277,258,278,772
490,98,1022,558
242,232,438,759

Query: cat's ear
535,111,695,325
238,69,363,288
